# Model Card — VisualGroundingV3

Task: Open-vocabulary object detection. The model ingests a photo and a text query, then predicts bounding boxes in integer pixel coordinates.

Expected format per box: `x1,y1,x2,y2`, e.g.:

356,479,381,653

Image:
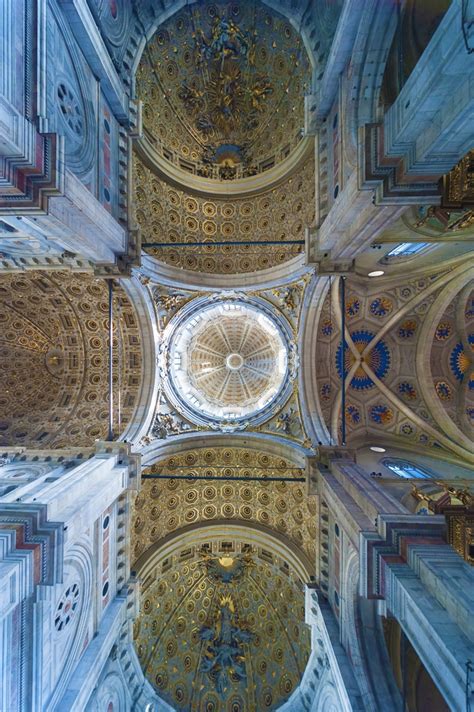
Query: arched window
383,459,433,479
385,242,430,258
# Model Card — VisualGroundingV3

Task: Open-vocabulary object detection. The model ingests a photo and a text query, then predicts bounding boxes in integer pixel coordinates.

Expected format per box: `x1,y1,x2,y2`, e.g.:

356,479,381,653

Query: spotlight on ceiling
368,270,385,277
370,446,386,453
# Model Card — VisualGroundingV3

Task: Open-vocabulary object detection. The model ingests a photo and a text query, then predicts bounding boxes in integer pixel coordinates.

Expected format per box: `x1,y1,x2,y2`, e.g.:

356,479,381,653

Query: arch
139,253,310,292
340,545,401,712
129,0,323,82
135,132,314,200
416,269,474,459
131,0,319,282
135,521,313,585
45,538,94,712
140,431,311,467
119,274,159,445
90,670,129,712
299,275,333,446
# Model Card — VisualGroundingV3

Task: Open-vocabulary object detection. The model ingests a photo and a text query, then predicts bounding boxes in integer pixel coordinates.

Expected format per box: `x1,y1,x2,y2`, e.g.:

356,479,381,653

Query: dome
134,545,310,712
165,300,289,423
136,1,311,182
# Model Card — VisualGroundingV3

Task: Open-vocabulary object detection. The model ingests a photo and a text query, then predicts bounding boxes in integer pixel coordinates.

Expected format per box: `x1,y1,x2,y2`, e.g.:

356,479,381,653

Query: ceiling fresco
0,272,142,447
134,542,310,712
135,1,311,180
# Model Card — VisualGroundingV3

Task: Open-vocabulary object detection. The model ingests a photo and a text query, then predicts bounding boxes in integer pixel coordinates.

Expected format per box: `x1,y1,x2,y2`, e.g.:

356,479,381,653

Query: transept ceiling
312,268,474,461
0,272,142,448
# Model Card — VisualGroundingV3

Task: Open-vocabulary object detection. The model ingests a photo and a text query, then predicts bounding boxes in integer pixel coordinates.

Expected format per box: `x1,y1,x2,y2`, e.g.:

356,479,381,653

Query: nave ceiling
131,440,315,712
134,538,310,712
132,0,317,277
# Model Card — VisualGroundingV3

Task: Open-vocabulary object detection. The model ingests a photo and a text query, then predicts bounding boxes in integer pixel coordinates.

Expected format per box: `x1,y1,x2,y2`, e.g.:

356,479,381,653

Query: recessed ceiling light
370,446,386,453
368,270,385,277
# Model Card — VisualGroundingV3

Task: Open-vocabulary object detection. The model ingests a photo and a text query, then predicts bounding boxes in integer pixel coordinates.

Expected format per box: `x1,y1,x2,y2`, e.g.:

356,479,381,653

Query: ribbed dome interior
169,302,288,420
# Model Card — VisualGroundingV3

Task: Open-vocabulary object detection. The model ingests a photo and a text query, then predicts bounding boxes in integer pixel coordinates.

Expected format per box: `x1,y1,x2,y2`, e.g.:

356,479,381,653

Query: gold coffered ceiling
134,0,315,275
132,444,316,710
132,447,317,570
0,272,142,448
135,1,311,180
135,153,314,273
134,543,310,712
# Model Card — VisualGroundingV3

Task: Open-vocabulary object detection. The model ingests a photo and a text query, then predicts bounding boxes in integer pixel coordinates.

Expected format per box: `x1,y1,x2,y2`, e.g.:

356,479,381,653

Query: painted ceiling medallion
161,296,294,428
336,330,391,390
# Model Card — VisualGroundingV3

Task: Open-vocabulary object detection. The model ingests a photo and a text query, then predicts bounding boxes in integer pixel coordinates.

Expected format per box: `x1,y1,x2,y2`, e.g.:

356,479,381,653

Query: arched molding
44,538,94,712
119,273,159,445
89,670,128,712
340,547,400,712
51,3,97,180
129,524,315,710
343,0,399,166
455,283,474,438
312,676,342,712
416,269,474,459
139,253,310,292
131,0,319,82
135,133,314,199
139,430,311,466
134,521,314,584
300,275,332,445
340,547,376,711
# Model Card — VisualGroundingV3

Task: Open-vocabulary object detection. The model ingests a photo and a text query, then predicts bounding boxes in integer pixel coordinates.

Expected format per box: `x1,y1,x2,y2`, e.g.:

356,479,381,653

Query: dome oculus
164,300,290,425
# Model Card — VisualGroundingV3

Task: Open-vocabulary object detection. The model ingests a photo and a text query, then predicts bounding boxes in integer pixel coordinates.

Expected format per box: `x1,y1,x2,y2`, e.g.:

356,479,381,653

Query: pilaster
360,514,474,712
